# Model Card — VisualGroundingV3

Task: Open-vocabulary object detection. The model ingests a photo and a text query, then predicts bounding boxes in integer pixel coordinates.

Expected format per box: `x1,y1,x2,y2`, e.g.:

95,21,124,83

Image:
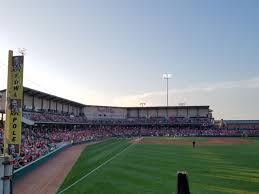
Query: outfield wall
13,143,70,184
13,139,99,184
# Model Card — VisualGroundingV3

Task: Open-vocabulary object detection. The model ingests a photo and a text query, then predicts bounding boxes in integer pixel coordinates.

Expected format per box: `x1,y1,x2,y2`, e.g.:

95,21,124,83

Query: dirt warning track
13,144,86,194
131,138,255,146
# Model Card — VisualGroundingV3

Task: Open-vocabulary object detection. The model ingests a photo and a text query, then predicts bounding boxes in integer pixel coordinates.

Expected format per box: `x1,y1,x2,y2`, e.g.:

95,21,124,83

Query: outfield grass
58,138,259,194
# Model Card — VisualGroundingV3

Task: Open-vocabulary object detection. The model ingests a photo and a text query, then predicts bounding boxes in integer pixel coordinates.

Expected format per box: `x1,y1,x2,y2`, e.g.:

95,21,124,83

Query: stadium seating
23,111,213,126
23,111,88,123
1,125,258,170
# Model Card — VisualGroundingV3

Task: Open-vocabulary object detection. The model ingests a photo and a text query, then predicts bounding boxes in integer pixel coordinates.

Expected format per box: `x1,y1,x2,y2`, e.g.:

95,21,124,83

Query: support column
0,156,13,194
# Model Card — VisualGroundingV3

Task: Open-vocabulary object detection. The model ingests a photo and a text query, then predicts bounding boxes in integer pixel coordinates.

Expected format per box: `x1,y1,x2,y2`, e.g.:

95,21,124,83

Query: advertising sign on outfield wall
4,50,24,154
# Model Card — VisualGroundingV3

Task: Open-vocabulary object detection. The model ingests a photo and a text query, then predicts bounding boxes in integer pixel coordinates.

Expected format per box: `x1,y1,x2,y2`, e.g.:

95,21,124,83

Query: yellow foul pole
4,50,24,155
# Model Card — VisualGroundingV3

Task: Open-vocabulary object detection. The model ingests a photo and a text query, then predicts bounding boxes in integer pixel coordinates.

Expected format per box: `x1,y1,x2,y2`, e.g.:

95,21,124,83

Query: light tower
140,102,146,107
163,73,172,107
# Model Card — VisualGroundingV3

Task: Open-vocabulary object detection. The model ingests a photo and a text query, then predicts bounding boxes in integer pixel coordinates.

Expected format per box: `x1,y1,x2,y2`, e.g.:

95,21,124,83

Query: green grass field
58,138,259,194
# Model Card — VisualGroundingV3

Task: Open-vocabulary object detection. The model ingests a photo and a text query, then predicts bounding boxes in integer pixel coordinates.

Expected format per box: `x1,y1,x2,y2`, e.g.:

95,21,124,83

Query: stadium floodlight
163,73,172,107
163,74,172,79
140,102,146,107
18,48,27,56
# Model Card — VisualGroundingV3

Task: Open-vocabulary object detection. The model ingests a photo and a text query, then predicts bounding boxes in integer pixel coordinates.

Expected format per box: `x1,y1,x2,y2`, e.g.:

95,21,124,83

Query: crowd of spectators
0,125,259,170
0,127,112,170
23,111,213,126
23,112,88,123
139,127,259,137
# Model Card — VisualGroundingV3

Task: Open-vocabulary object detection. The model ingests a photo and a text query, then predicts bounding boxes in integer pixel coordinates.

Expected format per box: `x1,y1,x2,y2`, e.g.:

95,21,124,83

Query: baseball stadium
1,1,259,194
0,85,259,194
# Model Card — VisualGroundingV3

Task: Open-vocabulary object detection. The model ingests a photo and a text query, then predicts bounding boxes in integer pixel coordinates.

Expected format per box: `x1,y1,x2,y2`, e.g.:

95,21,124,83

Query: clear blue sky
0,0,259,119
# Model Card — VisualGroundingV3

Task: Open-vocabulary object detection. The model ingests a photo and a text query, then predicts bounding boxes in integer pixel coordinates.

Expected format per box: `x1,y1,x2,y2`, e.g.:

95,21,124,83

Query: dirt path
13,144,86,194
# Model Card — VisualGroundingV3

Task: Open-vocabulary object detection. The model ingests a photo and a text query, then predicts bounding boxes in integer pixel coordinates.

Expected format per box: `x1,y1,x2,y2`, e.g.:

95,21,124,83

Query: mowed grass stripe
58,139,131,192
62,143,177,194
59,138,259,194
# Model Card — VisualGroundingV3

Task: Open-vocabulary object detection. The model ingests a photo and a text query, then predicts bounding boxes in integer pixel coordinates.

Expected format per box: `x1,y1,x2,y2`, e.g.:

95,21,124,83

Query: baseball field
57,137,259,194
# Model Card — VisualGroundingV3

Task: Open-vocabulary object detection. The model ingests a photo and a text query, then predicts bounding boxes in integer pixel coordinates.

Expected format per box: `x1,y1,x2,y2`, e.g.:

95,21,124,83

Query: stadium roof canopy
0,87,211,109
126,105,210,109
224,120,259,124
0,87,85,107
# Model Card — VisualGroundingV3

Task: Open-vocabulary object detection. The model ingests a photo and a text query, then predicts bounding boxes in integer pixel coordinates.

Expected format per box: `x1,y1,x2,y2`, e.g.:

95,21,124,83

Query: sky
0,0,259,119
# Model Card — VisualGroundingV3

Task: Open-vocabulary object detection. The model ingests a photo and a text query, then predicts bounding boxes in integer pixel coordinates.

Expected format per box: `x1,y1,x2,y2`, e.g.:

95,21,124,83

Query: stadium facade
0,87,214,126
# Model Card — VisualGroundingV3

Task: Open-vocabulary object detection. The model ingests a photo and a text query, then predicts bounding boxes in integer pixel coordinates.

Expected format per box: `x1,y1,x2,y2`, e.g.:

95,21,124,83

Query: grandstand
214,119,259,129
0,87,214,126
1,86,259,194
1,87,259,194
223,120,259,129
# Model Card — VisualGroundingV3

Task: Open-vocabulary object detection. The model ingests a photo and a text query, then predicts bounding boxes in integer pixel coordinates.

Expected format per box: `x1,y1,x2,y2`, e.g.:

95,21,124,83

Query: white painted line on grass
57,143,134,194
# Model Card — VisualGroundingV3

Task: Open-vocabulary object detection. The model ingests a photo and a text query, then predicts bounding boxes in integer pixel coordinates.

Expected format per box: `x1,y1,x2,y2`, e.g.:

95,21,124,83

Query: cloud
113,76,259,106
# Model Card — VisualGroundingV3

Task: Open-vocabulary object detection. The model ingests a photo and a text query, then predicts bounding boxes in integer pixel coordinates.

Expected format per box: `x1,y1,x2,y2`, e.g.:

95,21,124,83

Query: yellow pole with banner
4,50,24,156
0,50,24,194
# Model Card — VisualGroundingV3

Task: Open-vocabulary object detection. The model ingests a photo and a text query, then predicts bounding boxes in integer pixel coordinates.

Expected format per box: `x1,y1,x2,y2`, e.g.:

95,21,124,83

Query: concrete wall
42,99,49,110
57,102,62,113
148,109,157,118
139,109,147,118
13,139,97,184
83,106,127,119
198,108,209,117
178,108,187,117
24,95,33,109
34,97,41,110
168,109,177,117
189,108,198,117
127,108,138,118
158,109,167,117
13,144,69,183
127,106,210,118
50,101,56,111
63,104,69,113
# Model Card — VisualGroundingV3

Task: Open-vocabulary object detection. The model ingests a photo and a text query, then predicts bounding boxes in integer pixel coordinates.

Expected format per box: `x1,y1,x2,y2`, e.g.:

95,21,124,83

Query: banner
4,50,24,155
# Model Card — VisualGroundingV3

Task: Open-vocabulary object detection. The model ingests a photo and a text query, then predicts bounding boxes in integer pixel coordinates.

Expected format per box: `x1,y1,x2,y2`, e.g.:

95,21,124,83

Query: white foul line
57,143,134,194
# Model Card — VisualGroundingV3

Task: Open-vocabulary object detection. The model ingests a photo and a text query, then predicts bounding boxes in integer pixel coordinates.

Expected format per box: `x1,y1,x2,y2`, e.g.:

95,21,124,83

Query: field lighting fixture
140,102,146,107
163,73,172,107
18,48,27,56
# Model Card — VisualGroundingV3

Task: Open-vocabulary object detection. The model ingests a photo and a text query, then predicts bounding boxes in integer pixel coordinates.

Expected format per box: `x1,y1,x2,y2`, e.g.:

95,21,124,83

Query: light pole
140,102,146,107
163,74,172,107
